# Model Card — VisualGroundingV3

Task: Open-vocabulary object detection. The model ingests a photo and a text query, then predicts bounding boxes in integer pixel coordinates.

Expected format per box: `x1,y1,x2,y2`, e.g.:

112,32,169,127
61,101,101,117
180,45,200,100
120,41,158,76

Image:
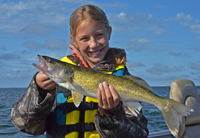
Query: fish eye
49,59,53,63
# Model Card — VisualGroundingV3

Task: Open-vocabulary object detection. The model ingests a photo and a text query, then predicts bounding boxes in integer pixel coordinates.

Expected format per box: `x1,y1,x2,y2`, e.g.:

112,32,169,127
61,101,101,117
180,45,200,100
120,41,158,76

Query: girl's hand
35,71,58,90
98,81,120,110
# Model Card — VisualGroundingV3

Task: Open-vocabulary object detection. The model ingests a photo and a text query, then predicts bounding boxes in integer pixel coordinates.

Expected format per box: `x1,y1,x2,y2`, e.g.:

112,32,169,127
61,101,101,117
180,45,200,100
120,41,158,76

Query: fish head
33,55,70,77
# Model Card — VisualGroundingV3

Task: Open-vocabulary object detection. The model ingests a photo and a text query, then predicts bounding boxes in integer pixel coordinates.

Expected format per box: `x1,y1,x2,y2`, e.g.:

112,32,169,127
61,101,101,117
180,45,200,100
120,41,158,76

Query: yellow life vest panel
56,56,125,138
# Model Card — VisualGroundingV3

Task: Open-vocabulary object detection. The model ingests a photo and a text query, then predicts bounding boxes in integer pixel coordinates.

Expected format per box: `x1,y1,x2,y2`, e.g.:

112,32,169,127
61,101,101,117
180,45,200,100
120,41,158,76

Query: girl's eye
97,33,103,36
80,37,88,41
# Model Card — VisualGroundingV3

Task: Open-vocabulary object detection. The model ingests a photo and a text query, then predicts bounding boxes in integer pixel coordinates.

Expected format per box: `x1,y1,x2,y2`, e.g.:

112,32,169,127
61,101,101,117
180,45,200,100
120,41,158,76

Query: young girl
11,5,149,138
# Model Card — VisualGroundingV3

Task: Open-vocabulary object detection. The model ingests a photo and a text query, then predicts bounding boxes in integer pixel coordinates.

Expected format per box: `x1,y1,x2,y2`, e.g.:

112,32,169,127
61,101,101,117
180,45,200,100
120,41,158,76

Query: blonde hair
70,5,110,37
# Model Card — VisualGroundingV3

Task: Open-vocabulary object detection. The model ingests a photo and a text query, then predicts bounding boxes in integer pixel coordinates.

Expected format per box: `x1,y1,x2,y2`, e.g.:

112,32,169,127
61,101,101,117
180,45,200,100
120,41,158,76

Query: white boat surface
148,79,200,138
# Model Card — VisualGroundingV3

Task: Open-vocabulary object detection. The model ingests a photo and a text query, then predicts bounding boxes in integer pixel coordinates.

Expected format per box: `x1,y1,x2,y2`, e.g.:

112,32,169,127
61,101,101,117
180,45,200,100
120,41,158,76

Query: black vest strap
57,122,96,136
57,86,72,97
56,101,98,114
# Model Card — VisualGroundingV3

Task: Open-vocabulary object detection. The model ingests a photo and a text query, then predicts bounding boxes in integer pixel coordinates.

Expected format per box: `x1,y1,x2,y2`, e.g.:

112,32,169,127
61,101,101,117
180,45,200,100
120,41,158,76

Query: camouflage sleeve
10,73,56,135
94,102,149,138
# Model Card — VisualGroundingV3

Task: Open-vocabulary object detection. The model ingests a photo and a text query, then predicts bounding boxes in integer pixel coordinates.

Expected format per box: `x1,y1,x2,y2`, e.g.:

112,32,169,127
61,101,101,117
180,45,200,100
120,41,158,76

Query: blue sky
0,0,200,88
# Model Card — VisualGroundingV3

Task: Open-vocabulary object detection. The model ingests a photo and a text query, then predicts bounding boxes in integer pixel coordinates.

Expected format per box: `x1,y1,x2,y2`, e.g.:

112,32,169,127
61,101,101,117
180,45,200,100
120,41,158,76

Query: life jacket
46,56,126,138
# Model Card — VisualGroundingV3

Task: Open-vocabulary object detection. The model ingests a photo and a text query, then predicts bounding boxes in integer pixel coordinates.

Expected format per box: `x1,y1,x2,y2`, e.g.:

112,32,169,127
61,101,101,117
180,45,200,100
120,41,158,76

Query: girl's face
70,20,112,68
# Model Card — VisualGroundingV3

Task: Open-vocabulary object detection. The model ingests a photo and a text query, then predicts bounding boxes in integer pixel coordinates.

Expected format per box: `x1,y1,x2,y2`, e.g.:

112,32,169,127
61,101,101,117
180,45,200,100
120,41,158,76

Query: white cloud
196,19,200,23
0,23,23,34
0,52,23,60
0,1,28,16
6,74,22,78
189,61,200,71
20,24,56,35
146,63,184,75
11,68,29,72
117,13,152,23
37,13,69,25
195,35,200,41
0,0,69,34
173,12,192,27
169,51,191,58
126,38,152,52
148,26,167,35
175,13,192,21
190,24,200,34
148,45,181,52
190,24,200,41
127,44,144,52
23,41,41,50
170,12,193,27
111,24,139,32
131,38,152,44
43,37,67,50
190,71,200,76
127,62,145,68
179,21,190,27
23,37,68,51
117,12,127,17
110,12,166,34
0,0,87,38
0,45,7,51
148,14,152,19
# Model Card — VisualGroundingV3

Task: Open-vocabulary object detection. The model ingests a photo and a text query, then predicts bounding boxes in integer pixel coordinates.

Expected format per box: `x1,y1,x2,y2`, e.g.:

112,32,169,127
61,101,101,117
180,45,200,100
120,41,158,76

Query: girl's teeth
92,51,100,55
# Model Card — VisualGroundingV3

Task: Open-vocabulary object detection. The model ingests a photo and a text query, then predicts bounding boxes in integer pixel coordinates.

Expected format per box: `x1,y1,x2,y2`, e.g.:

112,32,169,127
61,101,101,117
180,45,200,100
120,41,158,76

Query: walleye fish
33,55,193,138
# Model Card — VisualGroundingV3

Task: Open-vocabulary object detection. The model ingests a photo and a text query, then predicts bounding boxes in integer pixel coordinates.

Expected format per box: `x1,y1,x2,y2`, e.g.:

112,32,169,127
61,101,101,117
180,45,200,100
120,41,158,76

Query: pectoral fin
72,91,84,107
63,72,74,84
60,82,76,91
124,101,142,116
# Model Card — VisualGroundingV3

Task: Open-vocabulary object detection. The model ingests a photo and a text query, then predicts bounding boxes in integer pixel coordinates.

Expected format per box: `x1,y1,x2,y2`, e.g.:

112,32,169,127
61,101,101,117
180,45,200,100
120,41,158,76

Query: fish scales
62,62,165,105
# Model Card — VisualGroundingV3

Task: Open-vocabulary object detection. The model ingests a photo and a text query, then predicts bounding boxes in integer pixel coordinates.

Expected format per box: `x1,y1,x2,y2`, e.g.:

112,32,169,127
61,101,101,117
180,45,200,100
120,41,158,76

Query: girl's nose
90,37,98,48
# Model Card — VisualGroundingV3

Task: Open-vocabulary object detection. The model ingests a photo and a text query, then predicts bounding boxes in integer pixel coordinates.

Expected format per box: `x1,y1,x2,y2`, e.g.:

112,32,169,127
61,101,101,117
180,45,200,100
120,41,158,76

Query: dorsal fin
123,75,153,92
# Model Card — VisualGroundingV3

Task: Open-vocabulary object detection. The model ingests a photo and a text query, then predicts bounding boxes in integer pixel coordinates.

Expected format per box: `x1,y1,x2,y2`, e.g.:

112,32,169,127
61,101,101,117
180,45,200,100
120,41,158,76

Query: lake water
0,86,200,138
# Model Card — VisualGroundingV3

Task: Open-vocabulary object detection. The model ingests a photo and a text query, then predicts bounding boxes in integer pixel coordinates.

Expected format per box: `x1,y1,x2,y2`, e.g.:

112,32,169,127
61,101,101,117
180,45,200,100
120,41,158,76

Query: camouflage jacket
10,48,149,138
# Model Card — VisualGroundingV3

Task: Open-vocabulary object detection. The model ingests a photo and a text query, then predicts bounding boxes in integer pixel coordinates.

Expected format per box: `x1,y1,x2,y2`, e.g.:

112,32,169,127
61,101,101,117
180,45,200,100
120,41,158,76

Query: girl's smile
88,48,104,57
70,20,112,68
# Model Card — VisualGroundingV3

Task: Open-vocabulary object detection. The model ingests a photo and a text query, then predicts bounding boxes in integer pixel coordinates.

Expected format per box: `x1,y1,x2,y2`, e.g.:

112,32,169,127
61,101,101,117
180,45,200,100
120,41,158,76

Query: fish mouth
32,55,49,72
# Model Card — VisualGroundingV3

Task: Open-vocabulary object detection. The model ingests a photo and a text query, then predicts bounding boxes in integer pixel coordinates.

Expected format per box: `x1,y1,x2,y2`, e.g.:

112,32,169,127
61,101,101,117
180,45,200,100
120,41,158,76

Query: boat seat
170,79,200,138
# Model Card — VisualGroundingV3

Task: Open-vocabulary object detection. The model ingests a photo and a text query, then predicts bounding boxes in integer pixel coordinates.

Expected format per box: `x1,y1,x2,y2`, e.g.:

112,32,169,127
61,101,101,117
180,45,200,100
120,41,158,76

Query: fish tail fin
159,98,193,137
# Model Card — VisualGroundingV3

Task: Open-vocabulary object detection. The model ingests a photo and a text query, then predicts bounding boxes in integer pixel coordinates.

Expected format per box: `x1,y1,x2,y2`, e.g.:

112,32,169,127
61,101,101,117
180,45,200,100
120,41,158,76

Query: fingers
39,72,51,82
98,89,103,107
41,79,57,90
109,85,119,104
98,81,119,110
36,71,58,90
98,83,108,107
102,82,112,107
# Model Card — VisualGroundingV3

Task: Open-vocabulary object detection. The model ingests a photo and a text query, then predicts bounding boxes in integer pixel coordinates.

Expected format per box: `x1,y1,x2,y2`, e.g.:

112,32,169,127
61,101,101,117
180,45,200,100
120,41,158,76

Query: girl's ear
108,26,112,40
70,35,78,48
